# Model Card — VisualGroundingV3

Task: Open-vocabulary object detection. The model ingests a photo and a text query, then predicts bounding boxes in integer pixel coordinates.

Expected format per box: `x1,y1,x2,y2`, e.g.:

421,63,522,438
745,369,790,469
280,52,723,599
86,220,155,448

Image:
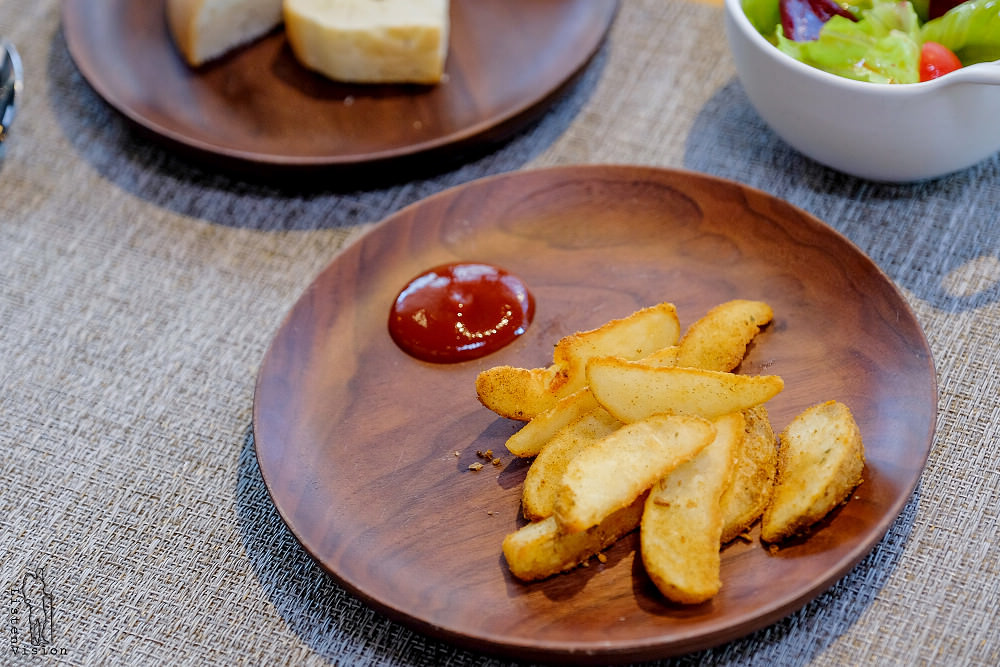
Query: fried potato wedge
504,344,684,458
476,302,681,421
587,357,784,423
761,400,865,543
641,412,742,604
554,414,716,533
676,299,774,372
551,302,682,396
720,405,778,543
640,344,681,368
505,389,601,458
521,407,621,520
475,364,562,422
503,495,646,581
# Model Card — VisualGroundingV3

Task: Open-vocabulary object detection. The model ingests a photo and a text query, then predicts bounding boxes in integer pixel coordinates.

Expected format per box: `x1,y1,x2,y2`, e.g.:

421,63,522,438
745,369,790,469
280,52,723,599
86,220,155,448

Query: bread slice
166,0,283,66
284,0,450,84
761,400,865,543
640,412,741,604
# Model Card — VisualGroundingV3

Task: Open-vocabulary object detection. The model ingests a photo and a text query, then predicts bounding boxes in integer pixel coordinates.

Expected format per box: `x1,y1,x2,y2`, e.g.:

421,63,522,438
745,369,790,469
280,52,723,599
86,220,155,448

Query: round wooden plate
60,0,618,173
252,165,936,663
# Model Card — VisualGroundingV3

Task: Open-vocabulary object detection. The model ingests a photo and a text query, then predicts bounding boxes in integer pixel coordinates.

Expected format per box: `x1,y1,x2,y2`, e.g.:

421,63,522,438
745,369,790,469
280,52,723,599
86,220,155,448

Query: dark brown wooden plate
252,165,936,663
60,0,617,174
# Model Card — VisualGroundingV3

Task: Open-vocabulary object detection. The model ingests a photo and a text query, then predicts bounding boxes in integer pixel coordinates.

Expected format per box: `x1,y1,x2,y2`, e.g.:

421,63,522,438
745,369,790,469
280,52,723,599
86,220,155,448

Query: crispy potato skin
554,414,716,533
675,299,774,372
505,389,602,458
720,405,778,543
475,364,562,421
502,495,646,581
587,358,784,423
641,413,742,604
761,400,865,543
521,407,621,520
475,302,681,422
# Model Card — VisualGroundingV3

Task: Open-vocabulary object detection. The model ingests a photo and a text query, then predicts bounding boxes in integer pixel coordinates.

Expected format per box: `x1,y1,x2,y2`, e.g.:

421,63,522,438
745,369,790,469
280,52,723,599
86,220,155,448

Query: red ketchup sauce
388,262,535,363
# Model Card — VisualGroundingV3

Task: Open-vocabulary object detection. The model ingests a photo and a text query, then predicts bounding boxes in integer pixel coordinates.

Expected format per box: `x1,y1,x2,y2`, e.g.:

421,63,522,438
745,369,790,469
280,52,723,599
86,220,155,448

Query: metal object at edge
1,39,23,143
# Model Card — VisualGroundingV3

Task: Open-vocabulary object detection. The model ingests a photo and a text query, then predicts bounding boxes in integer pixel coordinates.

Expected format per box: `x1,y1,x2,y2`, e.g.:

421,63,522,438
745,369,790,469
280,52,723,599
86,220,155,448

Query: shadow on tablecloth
47,30,608,232
684,80,1000,314
235,425,919,666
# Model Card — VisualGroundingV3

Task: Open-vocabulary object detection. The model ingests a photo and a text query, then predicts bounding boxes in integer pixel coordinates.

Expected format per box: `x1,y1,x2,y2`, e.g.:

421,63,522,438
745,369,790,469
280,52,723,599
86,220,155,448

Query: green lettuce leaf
742,0,783,41
775,0,923,82
920,0,1000,64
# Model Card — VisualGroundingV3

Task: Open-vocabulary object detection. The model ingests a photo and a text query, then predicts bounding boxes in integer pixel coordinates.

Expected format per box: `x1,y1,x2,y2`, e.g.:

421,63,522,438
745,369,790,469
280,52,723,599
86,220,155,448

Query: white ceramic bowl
723,0,1000,182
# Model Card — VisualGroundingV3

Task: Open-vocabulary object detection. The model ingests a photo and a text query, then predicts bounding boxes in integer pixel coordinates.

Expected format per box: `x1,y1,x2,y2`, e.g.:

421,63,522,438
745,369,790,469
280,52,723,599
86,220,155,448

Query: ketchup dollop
388,262,535,363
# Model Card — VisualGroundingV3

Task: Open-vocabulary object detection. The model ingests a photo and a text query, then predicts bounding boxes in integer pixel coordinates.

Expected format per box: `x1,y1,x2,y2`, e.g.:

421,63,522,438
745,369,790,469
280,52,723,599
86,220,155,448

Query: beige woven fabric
1,0,998,665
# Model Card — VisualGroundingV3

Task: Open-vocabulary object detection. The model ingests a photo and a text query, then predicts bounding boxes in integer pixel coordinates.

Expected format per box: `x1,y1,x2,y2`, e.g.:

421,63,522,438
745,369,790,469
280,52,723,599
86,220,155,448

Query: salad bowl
723,0,1000,182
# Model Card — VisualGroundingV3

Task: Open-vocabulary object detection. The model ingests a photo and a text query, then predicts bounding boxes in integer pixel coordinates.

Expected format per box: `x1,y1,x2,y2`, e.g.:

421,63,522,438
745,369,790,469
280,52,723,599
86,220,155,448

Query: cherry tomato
919,42,963,82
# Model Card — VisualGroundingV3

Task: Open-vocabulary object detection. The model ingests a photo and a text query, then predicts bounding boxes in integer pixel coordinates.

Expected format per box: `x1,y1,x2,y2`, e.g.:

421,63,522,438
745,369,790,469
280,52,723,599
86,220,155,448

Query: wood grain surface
252,165,936,663
61,0,618,174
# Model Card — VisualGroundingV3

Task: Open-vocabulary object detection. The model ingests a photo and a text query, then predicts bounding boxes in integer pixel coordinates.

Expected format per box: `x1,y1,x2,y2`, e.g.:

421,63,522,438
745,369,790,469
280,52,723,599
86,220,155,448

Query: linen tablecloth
1,0,998,665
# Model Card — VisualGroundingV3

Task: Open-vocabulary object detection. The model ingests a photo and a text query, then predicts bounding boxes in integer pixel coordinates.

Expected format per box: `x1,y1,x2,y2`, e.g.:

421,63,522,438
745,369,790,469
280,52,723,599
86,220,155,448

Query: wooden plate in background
252,165,936,663
61,0,618,172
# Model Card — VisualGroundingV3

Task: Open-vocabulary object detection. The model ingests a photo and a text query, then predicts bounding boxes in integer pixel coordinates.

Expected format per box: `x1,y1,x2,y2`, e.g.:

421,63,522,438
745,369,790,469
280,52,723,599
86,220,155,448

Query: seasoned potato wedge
551,302,682,397
476,302,681,421
485,297,863,605
676,299,774,372
554,414,716,533
642,344,681,368
521,407,621,520
720,405,778,543
761,400,865,543
503,495,646,581
587,357,784,423
505,389,601,458
505,343,683,458
641,412,742,604
474,364,562,421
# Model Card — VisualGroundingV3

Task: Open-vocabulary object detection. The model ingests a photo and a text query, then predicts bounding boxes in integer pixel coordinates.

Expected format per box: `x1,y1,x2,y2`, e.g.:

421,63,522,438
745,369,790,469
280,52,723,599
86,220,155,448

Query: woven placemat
1,0,997,665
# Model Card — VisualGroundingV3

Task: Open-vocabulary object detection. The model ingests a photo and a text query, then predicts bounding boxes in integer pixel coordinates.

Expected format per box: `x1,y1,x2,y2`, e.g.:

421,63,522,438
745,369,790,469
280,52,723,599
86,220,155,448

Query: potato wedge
641,412,742,604
505,388,601,458
720,405,778,543
676,299,774,372
554,414,716,533
642,344,681,368
587,357,784,423
475,364,562,421
476,302,681,421
551,302,682,397
521,407,621,520
761,400,865,543
502,495,646,581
